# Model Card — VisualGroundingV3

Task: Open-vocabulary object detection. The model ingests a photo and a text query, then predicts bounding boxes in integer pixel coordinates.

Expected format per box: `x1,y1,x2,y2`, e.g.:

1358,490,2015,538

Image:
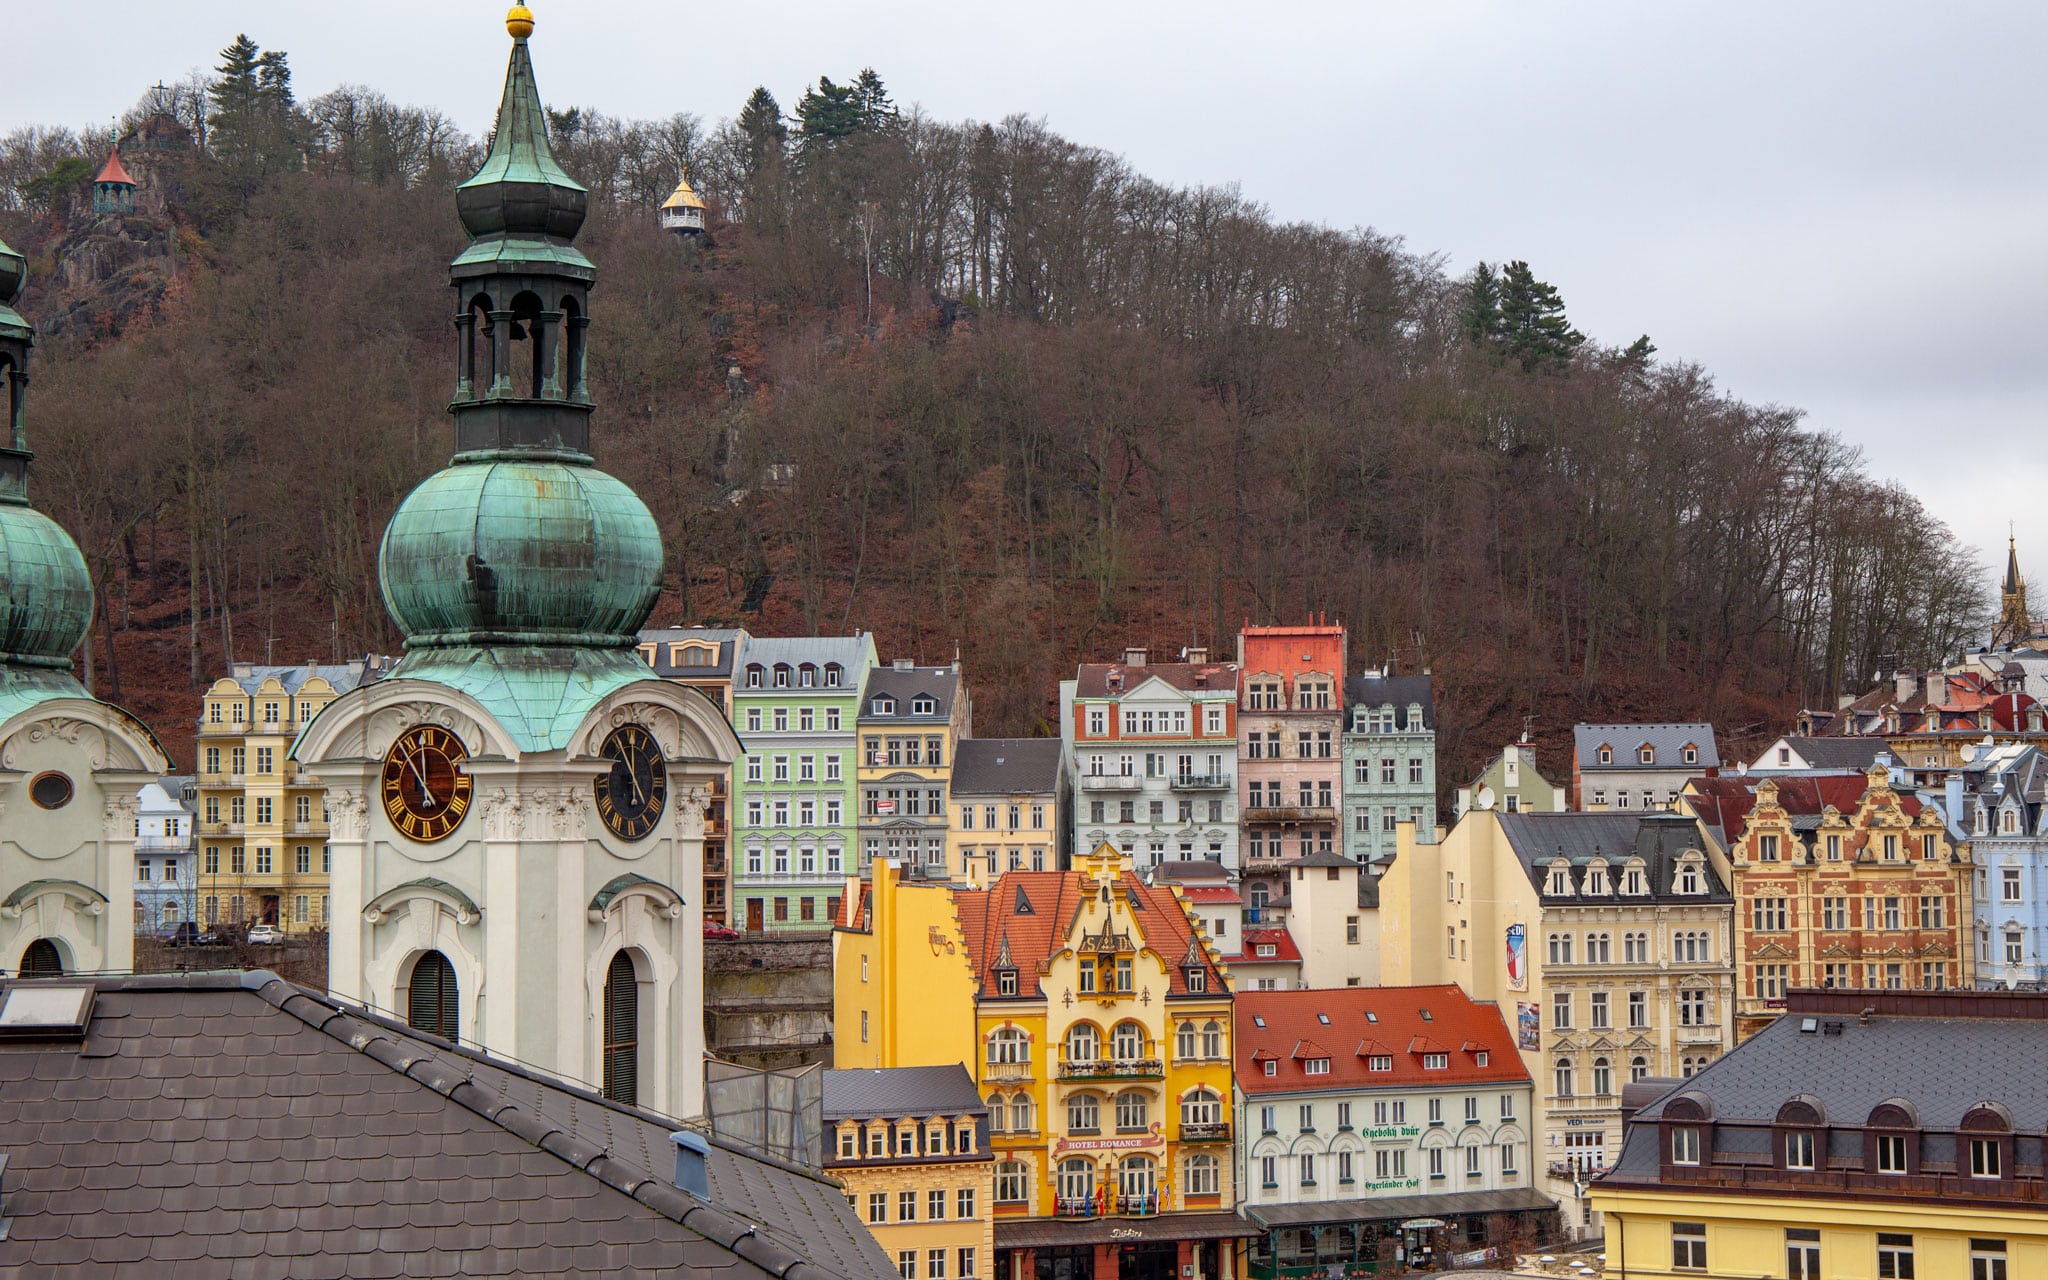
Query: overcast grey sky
8,2,2045,581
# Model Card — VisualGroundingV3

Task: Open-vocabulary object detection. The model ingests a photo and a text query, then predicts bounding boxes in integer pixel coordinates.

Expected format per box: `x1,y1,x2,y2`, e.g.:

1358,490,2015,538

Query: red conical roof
95,149,134,187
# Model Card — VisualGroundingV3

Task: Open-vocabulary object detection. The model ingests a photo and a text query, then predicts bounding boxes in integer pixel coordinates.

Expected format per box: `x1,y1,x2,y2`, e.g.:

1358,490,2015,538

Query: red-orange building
1237,621,1347,910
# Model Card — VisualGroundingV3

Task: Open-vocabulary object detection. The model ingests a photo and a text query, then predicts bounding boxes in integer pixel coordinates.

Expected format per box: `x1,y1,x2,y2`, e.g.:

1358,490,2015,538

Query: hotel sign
1361,1125,1419,1140
1053,1135,1162,1155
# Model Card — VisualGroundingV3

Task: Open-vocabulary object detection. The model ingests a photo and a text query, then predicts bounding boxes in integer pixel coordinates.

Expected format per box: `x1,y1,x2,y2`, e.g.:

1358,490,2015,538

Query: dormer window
872,695,896,716
1256,943,1277,958
1597,746,1613,765
798,663,817,687
912,695,937,715
1547,865,1573,896
745,664,764,689
773,664,791,688
1639,746,1656,765
996,969,1018,996
1758,835,1780,862
1677,863,1701,895
1682,745,1698,765
1624,864,1646,894
1185,967,1206,993
824,663,843,687
1585,864,1609,894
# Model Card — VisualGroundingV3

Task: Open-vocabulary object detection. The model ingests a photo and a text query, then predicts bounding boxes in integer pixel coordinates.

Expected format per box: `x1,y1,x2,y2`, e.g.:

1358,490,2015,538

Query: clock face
595,724,667,841
380,724,473,843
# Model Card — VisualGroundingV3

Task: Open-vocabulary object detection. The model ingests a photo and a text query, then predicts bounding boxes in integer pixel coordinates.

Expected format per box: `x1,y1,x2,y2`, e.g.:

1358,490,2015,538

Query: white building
1235,986,1552,1273
134,778,197,932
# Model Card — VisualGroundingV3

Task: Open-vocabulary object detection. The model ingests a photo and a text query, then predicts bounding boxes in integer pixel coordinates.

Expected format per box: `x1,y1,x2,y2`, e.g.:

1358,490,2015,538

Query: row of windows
894,1247,976,1280
743,754,845,784
1554,1053,1707,1097
1083,752,1232,778
959,803,1047,831
1588,788,1680,809
1753,830,1941,862
1088,798,1228,824
1257,1094,1517,1132
1248,780,1333,808
202,845,327,876
201,746,310,778
1544,858,1703,896
994,1152,1214,1203
740,662,846,689
1258,1142,1517,1187
862,1187,978,1223
195,893,330,924
201,795,321,826
1243,731,1334,759
1549,989,1711,1031
1591,744,1698,767
866,694,939,718
1545,929,1711,965
1750,893,1951,932
743,706,843,733
1079,705,1231,738
742,894,842,924
1667,1224,2005,1279
1351,758,1427,785
1242,678,1334,711
204,698,325,725
1756,961,1954,996
837,1122,977,1160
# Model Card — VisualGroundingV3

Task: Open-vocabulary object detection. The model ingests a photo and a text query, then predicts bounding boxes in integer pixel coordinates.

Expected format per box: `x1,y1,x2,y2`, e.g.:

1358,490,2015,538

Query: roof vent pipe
671,1130,711,1199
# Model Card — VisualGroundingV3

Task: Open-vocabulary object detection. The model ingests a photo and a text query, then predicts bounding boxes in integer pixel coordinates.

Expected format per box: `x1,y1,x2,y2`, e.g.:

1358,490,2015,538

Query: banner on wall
1517,1001,1540,1051
1505,923,1528,991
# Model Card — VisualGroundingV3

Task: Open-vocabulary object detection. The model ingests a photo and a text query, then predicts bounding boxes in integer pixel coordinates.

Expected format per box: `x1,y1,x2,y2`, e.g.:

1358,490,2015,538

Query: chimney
671,1130,711,1199
1926,673,1946,705
1123,647,1148,668
1183,645,1208,665
1945,772,1965,827
893,658,915,672
1895,670,1917,704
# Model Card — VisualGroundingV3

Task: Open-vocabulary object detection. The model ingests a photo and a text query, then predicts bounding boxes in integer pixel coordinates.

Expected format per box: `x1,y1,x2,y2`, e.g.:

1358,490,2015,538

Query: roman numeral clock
380,724,474,843
594,724,667,841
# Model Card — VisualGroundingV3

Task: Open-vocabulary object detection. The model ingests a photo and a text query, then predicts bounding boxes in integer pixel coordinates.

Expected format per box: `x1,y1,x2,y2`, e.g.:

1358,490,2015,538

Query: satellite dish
1474,785,1496,811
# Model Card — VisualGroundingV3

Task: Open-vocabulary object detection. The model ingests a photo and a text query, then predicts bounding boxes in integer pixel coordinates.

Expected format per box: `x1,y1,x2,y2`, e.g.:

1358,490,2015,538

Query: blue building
1947,742,2048,989
134,778,197,931
1339,670,1437,871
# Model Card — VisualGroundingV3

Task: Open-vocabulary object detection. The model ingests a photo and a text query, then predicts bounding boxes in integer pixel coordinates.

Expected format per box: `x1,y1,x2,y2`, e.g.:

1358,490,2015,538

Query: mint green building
730,634,877,930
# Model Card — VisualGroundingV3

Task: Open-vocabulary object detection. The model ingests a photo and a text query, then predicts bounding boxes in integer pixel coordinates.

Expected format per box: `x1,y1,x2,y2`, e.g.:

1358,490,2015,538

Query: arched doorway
602,951,639,1105
20,938,62,976
407,950,458,1041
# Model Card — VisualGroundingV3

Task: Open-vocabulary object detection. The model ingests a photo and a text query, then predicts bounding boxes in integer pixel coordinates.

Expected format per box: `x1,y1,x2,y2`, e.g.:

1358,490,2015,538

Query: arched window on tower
407,951,459,1041
464,294,496,397
508,290,546,398
602,951,640,1105
20,938,62,976
561,294,585,399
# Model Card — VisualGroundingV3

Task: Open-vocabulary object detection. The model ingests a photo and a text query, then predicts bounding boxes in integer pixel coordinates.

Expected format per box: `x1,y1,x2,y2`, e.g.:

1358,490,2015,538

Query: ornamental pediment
1819,942,1856,958
1752,941,1797,960
1625,1034,1655,1050
1919,941,1956,958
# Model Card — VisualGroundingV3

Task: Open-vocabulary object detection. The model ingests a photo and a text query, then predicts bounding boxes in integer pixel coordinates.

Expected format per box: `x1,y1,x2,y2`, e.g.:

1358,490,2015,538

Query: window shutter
603,952,639,1106
20,939,62,976
408,951,458,1041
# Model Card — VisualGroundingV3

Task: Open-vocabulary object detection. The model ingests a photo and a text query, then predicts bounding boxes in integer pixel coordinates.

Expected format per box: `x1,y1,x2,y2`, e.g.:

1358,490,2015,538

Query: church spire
1996,530,2032,649
456,5,587,245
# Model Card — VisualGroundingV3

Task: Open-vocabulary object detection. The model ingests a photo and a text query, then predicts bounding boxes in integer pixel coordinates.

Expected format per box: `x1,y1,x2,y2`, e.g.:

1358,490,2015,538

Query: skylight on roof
1365,1011,1377,1023
1419,1009,1432,1021
1253,1015,1265,1028
0,983,94,1040
1317,1013,1330,1024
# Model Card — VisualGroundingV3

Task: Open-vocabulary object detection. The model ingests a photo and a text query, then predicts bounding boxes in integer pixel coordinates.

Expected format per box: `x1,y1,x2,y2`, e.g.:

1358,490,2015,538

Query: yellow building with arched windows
194,659,389,934
836,845,1254,1280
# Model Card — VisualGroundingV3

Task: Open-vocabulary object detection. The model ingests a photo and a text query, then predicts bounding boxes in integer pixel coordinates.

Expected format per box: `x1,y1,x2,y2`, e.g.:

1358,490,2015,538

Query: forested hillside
0,40,1988,776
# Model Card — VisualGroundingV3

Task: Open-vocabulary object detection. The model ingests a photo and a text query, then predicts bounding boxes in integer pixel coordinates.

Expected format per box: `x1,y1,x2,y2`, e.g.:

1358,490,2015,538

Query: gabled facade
1795,667,2048,772
1379,810,1736,1238
731,633,878,930
1061,648,1240,872
949,738,1066,886
1339,671,1436,870
1940,742,2048,988
1570,722,1718,812
1716,766,1974,1037
1235,987,1551,1276
826,1064,994,1280
1453,740,1568,819
1238,624,1346,902
196,658,389,935
859,659,971,879
836,846,1254,1280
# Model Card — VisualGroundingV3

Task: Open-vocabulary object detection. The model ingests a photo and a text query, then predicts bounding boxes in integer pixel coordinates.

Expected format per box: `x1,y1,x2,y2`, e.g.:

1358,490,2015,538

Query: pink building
1237,620,1347,915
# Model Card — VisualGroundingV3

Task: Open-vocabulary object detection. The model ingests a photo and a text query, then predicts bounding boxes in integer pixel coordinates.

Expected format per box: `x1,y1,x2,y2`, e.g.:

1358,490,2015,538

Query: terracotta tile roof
1071,662,1239,698
1235,986,1531,1096
94,148,133,186
1176,885,1242,904
1230,927,1302,964
949,866,1224,999
0,971,892,1279
1237,625,1346,688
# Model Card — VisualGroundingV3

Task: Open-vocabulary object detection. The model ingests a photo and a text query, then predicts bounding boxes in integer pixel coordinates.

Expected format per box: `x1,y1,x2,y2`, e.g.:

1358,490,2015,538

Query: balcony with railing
135,836,193,854
984,1059,1035,1083
1078,774,1142,791
1676,1022,1723,1044
1056,1056,1164,1081
197,821,246,837
1243,805,1336,824
1053,1192,1161,1220
1170,773,1231,791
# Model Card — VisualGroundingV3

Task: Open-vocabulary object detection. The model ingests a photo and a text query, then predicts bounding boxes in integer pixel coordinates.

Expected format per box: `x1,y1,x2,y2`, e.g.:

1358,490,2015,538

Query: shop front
995,1211,1256,1280
1245,1188,1558,1277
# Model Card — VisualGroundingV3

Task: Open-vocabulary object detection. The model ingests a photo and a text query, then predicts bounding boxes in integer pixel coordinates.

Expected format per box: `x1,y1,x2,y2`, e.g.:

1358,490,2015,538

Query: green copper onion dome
379,459,660,647
378,8,662,653
0,234,94,670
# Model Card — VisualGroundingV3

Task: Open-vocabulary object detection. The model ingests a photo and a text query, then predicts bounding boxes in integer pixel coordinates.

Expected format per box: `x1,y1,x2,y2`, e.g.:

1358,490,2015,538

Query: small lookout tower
659,170,706,236
92,148,135,216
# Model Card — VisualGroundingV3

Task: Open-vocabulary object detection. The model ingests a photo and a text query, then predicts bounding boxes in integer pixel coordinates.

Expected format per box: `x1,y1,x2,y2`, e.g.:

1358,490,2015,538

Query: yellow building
1380,809,1735,1239
836,847,1254,1280
1592,987,2048,1280
826,1064,994,1280
859,661,971,877
195,659,388,934
948,739,1066,886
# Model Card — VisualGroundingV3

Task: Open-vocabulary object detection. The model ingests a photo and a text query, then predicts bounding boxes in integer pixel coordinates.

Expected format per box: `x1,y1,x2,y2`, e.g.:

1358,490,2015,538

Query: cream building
948,738,1065,886
1379,809,1735,1238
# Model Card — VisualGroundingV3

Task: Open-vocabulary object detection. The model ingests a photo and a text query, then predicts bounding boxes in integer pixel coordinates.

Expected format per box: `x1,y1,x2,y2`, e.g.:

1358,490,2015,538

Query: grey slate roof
1495,811,1730,903
1573,722,1720,770
858,665,963,724
1343,673,1435,731
1608,993,2048,1183
638,626,744,678
822,1065,987,1121
1779,735,1888,770
951,738,1063,797
734,635,875,695
225,657,390,697
0,971,893,1280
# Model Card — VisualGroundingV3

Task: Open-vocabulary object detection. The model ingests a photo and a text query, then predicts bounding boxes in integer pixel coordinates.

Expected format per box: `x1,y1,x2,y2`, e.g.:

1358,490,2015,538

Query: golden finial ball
506,5,535,38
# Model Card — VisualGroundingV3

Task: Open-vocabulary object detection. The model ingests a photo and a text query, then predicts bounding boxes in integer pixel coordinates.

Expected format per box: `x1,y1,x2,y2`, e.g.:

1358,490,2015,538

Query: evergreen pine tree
852,68,897,132
1497,260,1584,372
736,87,787,173
208,35,263,127
1459,262,1502,346
795,76,865,154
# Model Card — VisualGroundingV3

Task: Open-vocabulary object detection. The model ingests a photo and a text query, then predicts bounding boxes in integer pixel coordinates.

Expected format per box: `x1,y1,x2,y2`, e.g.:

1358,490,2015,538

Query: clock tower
294,5,739,1118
